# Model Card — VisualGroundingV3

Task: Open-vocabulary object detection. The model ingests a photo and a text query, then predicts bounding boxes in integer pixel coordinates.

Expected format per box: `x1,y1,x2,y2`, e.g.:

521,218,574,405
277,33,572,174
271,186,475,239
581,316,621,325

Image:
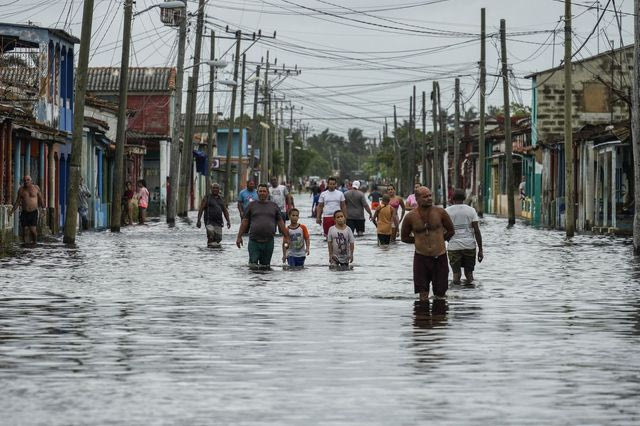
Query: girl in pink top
136,179,150,224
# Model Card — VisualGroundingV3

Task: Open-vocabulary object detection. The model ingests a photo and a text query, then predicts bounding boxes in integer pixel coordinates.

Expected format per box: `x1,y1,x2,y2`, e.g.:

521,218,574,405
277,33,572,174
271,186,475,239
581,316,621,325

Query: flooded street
1,196,639,425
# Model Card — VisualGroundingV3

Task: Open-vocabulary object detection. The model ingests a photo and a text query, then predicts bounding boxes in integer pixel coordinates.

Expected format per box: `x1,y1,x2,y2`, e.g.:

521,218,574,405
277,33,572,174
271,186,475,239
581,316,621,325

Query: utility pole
248,64,260,181
422,91,427,186
410,85,417,192
178,0,206,216
206,31,216,190
431,84,440,204
110,0,133,232
288,105,294,182
262,51,270,178
478,7,487,217
223,30,242,204
564,0,575,237
236,53,246,192
167,12,187,225
63,0,94,243
501,19,515,226
454,77,461,190
436,83,447,207
407,94,413,195
632,0,640,253
393,105,401,193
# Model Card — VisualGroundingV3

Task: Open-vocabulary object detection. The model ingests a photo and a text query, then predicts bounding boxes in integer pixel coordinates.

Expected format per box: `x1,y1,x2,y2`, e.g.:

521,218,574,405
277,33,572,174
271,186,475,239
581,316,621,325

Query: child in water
327,210,355,268
282,208,310,267
372,194,398,246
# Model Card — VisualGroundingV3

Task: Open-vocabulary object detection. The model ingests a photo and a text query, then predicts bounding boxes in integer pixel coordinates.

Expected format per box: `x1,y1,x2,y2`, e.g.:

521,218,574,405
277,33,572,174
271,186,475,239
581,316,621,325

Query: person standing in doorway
519,176,526,201
77,177,92,231
316,176,347,238
9,175,44,244
327,210,355,268
386,184,405,241
401,186,455,301
269,176,294,222
344,180,372,236
197,182,231,247
446,189,483,284
136,180,150,225
238,180,258,219
282,208,310,267
236,183,289,268
372,194,398,245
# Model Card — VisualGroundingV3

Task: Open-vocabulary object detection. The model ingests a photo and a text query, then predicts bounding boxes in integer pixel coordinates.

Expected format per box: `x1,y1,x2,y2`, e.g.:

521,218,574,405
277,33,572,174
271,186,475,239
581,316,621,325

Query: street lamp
185,59,229,70
217,79,238,87
134,0,186,17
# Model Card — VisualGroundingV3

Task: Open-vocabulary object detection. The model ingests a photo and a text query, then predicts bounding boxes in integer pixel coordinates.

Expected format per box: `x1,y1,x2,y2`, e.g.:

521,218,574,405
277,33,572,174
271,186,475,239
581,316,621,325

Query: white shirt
445,204,479,251
268,185,288,211
319,189,345,217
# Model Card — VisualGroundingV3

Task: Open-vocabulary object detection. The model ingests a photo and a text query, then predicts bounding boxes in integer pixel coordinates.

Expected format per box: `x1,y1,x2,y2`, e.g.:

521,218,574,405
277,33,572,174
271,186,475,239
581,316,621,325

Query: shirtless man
401,186,454,301
9,175,44,244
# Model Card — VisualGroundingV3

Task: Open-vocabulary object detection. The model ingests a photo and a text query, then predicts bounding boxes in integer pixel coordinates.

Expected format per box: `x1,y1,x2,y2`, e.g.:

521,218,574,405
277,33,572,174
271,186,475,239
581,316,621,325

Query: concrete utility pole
632,0,640,253
453,77,461,189
236,53,246,192
288,105,294,181
393,105,401,193
248,64,260,181
437,85,447,208
262,51,270,178
407,94,413,195
500,19,516,226
422,91,427,186
478,7,487,217
178,0,206,216
431,84,440,204
206,31,216,190
564,0,576,237
110,0,133,232
223,30,242,205
410,85,417,192
167,12,187,225
63,0,94,243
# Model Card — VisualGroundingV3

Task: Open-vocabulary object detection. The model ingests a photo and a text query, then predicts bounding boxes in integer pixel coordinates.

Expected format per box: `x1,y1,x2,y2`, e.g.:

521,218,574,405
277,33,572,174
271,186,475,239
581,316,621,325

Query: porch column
595,151,600,226
159,139,168,212
603,151,609,227
24,140,31,177
47,145,56,232
611,148,617,229
13,138,21,236
39,142,45,190
585,142,595,228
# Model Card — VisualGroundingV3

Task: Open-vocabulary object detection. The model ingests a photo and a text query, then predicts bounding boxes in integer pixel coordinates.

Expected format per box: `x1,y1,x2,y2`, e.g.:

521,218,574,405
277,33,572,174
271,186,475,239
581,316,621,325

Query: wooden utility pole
248,65,260,181
167,13,187,225
431,84,440,204
236,53,246,191
110,0,133,232
453,77,461,189
478,7,487,217
410,85,417,191
393,105,401,193
437,84,447,207
63,0,94,243
564,0,575,237
422,91,427,186
288,105,294,181
632,0,640,253
407,94,413,195
178,0,206,216
262,51,270,178
500,19,515,226
206,31,216,190
223,30,242,204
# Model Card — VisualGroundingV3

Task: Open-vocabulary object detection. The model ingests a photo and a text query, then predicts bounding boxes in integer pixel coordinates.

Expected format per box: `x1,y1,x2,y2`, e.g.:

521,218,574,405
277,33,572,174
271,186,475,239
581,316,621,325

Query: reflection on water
1,198,640,424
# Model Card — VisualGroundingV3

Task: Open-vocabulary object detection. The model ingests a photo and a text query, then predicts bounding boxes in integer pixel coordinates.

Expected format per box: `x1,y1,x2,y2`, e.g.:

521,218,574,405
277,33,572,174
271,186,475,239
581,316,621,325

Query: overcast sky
3,0,635,138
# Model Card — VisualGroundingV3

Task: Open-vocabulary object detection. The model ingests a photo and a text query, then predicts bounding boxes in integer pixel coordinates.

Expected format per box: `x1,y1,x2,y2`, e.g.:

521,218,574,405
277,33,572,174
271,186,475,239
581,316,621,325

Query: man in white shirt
269,176,294,221
316,176,347,237
445,189,483,284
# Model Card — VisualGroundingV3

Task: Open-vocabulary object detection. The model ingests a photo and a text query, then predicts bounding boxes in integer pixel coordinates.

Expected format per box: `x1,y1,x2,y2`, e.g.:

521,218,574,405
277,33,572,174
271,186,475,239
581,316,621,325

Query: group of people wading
197,176,484,300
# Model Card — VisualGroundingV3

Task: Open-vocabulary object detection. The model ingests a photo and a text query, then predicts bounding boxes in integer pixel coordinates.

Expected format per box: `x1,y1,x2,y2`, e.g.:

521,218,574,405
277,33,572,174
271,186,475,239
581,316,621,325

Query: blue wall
216,129,248,157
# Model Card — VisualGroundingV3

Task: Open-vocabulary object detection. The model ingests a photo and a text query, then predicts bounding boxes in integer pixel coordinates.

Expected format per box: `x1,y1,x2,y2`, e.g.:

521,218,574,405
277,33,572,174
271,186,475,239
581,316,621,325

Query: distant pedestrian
282,208,310,267
405,183,421,211
368,185,382,210
386,184,405,241
372,194,398,245
236,183,289,268
344,180,372,236
9,175,44,244
311,184,321,218
197,182,231,247
238,180,258,219
446,189,483,284
123,181,134,225
269,176,294,222
316,176,347,238
400,186,455,301
136,180,149,225
77,177,92,231
327,210,355,268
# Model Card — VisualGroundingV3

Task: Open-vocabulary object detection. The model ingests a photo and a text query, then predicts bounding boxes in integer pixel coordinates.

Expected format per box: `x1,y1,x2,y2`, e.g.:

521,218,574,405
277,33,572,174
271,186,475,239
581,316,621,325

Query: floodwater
1,196,639,425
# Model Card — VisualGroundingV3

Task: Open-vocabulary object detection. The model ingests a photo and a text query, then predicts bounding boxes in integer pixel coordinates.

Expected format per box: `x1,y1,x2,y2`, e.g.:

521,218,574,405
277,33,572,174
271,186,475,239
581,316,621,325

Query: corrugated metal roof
0,67,38,89
87,67,176,93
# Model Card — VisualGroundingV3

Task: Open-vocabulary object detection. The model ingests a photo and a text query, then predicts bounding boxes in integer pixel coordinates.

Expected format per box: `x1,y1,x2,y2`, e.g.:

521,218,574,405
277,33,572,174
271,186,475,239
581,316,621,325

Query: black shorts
347,218,365,233
448,249,476,273
377,233,391,245
20,209,38,228
413,252,449,297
